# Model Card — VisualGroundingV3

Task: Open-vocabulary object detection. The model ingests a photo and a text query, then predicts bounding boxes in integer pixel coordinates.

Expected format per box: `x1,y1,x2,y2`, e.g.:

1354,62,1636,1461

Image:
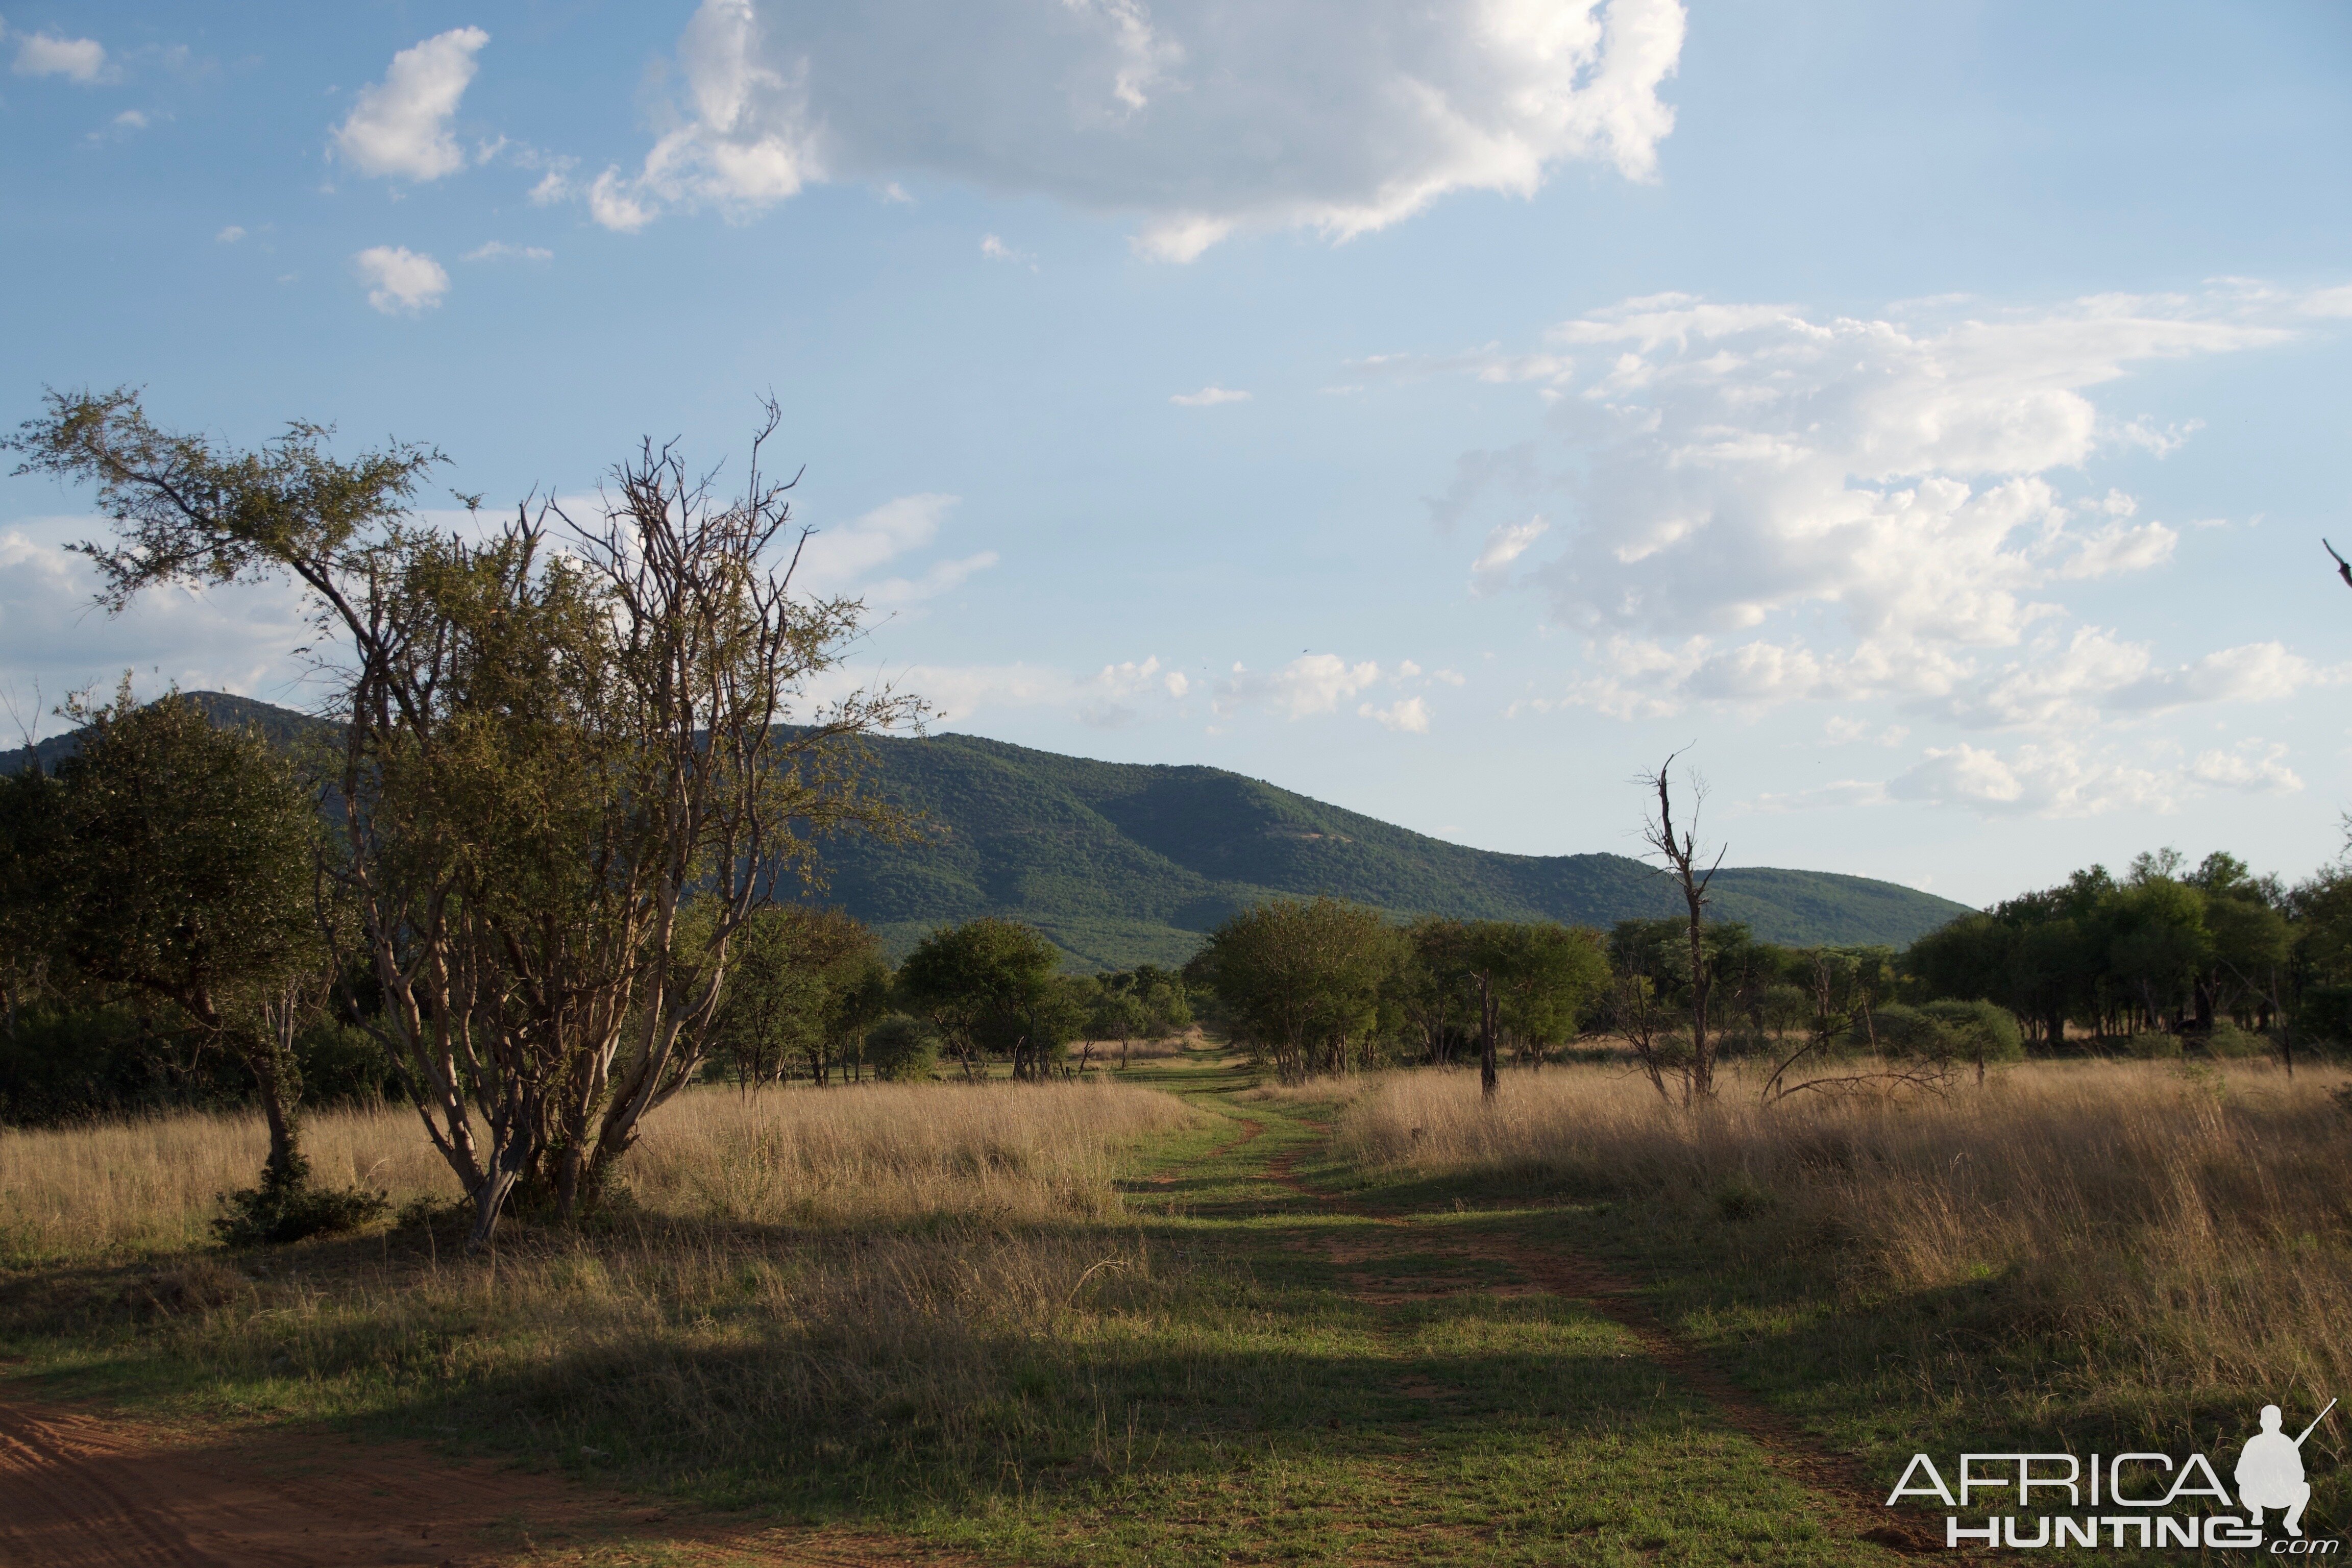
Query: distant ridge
809,730,1971,967
3,697,1973,970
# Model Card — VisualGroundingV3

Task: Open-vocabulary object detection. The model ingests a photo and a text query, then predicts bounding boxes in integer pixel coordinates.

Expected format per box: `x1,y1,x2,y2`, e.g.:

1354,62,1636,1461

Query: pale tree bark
1640,752,1724,1104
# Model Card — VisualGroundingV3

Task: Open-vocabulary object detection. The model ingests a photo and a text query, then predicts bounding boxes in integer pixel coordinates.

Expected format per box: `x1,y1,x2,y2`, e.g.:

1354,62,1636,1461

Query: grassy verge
1329,1058,2352,1543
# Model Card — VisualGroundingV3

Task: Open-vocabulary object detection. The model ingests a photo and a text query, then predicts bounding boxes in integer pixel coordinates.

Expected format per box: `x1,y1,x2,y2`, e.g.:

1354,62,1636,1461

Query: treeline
1183,893,1931,1089
1907,847,2352,1058
704,910,1193,1088
1190,845,2352,1089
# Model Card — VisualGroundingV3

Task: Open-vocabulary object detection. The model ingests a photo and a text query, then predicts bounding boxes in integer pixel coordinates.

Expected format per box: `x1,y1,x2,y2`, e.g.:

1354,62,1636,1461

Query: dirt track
0,1402,946,1567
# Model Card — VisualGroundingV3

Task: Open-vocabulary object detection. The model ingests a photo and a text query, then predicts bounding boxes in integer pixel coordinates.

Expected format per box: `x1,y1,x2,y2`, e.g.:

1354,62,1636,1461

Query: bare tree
1639,751,1724,1102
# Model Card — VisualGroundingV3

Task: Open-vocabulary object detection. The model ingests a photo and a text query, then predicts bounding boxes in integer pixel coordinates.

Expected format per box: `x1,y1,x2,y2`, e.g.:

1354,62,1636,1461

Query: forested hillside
3,698,1972,969
808,731,1967,965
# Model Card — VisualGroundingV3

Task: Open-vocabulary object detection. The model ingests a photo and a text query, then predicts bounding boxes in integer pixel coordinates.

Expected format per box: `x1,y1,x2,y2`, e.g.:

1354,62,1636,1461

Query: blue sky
5,1,2351,907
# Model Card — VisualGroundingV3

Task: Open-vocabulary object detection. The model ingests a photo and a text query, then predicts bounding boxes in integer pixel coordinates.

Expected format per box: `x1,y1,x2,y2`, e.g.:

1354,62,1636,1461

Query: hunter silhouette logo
2239,1400,2335,1539
1885,1396,2338,1551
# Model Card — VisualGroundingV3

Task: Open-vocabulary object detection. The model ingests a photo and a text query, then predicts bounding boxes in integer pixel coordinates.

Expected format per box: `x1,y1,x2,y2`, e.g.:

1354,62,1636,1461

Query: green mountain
813,730,1971,967
4,698,1972,969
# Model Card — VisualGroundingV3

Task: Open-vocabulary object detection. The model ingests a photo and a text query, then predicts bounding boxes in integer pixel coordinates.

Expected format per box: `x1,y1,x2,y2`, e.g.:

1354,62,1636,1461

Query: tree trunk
243,991,308,1192
1478,971,1499,1101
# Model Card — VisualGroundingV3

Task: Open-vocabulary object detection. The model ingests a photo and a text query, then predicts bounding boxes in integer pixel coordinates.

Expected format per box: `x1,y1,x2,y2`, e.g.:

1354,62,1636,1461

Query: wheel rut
1257,1125,1943,1558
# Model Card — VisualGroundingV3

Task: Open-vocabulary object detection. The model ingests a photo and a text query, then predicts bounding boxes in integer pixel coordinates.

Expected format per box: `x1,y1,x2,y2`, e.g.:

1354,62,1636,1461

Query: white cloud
788,493,997,609
111,109,148,130
979,234,1035,267
13,31,109,83
1507,289,2289,649
1442,283,2349,732
1215,653,1383,719
1077,655,1192,727
0,524,313,701
1472,516,1548,589
332,27,489,181
579,0,1683,254
215,225,246,244
2056,516,2177,579
2188,740,2302,795
463,241,552,262
1535,623,2335,730
353,246,450,314
1863,734,2305,819
1360,696,1432,733
1171,386,1250,407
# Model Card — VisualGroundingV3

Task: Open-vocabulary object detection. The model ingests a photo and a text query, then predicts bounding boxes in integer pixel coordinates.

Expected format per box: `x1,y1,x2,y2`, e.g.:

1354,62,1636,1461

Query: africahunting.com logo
1885,1400,2336,1552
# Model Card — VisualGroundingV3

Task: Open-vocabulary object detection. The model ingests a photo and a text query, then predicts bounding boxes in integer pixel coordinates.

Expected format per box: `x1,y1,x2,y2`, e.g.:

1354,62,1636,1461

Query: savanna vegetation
5,393,2348,1563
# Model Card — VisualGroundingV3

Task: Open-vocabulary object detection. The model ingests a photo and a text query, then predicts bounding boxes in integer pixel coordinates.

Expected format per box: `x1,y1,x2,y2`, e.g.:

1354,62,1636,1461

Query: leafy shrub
1920,998,2024,1065
864,1014,940,1082
212,1152,388,1247
2200,1021,2268,1059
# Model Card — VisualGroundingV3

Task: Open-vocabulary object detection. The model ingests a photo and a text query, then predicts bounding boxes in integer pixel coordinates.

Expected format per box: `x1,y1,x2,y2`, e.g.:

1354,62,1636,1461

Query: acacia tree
33,684,327,1198
707,906,889,1091
12,389,918,1245
1200,897,1399,1083
898,917,1075,1081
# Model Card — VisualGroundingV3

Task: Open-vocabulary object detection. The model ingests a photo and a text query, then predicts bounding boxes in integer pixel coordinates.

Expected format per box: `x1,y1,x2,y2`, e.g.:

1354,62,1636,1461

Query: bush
212,1158,389,1247
1847,1001,1944,1057
2200,1021,2268,1059
864,1014,940,1082
294,1018,400,1105
1920,998,2024,1066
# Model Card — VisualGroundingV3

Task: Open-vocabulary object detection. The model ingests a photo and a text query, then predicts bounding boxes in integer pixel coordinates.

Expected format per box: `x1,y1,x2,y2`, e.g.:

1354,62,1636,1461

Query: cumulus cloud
332,27,489,181
1512,290,2285,647
1534,623,2335,729
783,492,999,611
1757,733,2307,821
353,246,450,314
579,0,1684,255
1360,696,1431,733
0,524,312,701
1437,283,2351,735
979,234,1035,267
1077,655,1191,728
2188,740,2302,794
13,31,109,83
215,225,246,244
1216,654,1383,719
1170,386,1250,407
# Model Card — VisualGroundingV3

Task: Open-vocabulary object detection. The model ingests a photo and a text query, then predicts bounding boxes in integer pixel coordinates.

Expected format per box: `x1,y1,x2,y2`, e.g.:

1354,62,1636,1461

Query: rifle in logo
2238,1399,2336,1539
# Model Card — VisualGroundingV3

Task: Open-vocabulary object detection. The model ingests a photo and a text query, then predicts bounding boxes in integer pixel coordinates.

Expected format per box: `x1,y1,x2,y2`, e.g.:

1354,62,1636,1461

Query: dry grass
0,1078,1197,1265
1336,1059,2352,1406
1234,1077,1371,1107
101,1218,1188,1499
622,1079,1196,1227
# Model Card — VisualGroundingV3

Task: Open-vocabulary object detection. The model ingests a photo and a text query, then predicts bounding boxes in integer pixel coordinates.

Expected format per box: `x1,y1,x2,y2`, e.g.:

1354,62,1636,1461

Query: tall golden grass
1336,1059,2352,1408
0,1078,1196,1265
